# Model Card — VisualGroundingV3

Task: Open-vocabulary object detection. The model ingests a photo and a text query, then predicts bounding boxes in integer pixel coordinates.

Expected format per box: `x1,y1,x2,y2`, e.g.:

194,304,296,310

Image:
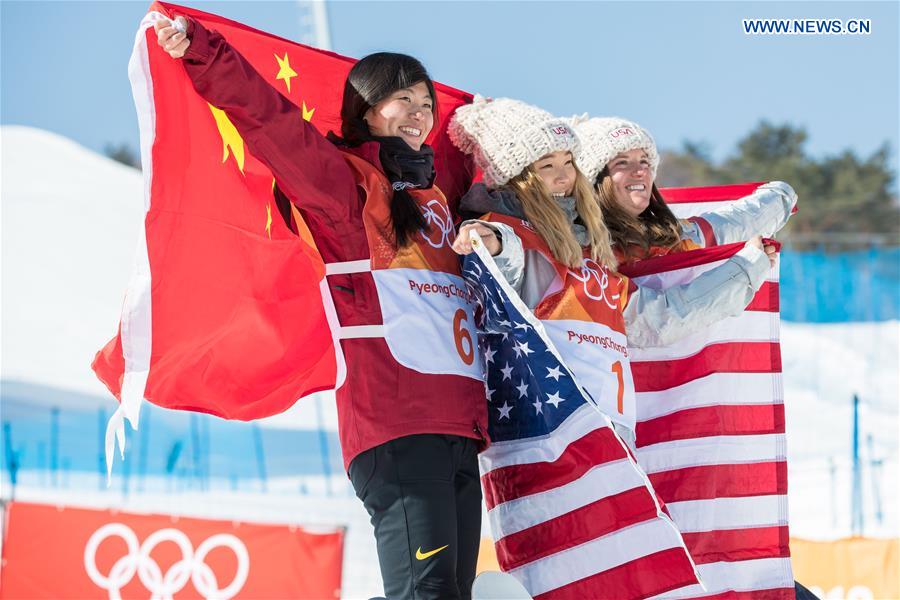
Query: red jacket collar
338,140,384,173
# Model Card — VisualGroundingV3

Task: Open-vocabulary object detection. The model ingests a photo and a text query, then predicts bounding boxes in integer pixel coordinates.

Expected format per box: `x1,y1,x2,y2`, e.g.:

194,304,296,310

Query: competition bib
373,268,482,380
487,213,638,432
542,319,636,431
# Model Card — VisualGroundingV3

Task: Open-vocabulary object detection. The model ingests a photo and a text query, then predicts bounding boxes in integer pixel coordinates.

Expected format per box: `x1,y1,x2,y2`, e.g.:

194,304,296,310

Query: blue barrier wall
780,247,900,322
1,248,897,494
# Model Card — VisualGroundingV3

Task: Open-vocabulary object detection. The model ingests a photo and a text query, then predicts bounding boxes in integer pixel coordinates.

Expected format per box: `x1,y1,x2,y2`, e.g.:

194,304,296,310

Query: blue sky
2,1,897,170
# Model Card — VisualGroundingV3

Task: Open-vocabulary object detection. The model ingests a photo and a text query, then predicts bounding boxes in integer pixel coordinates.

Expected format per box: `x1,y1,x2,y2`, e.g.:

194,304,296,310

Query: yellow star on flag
208,104,245,174
265,202,273,239
302,101,315,122
274,52,298,93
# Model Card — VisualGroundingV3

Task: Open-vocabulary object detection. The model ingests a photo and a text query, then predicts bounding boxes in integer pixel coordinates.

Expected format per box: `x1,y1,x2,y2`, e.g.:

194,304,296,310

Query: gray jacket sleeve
461,219,525,291
461,220,560,310
680,181,798,247
623,243,771,348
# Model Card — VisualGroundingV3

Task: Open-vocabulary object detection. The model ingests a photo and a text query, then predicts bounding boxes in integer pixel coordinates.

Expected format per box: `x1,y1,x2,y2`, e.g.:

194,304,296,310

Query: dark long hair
595,170,682,260
339,53,439,247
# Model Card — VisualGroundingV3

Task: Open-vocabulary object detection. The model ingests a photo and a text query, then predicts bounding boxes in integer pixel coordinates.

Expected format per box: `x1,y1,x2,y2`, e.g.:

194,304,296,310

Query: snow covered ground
2,126,898,597
1,127,144,400
781,321,898,539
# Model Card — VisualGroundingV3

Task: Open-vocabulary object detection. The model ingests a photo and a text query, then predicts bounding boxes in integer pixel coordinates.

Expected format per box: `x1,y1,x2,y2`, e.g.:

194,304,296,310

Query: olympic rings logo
419,199,455,249
568,258,620,310
83,523,249,600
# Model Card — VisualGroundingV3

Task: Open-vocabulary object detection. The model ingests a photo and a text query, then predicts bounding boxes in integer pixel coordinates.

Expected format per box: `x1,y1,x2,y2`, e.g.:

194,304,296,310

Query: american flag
462,234,702,599
623,183,794,598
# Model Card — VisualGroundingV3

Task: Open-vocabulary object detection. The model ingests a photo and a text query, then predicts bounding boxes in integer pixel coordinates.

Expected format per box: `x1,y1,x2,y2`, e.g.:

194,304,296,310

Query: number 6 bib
373,269,481,380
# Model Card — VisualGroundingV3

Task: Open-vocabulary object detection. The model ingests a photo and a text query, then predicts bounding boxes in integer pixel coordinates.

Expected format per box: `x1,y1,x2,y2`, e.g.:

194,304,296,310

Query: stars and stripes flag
621,182,795,598
461,233,703,599
91,2,473,470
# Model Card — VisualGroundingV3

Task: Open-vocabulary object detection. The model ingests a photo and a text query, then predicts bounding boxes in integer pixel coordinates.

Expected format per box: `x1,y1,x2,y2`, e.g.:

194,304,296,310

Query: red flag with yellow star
92,2,474,447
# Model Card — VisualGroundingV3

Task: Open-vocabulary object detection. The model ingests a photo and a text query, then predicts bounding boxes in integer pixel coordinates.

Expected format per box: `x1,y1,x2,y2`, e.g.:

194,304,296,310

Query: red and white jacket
182,20,487,470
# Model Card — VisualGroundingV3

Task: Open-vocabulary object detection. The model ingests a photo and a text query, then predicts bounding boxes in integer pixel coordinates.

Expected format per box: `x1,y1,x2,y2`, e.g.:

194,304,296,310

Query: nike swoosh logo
415,545,449,560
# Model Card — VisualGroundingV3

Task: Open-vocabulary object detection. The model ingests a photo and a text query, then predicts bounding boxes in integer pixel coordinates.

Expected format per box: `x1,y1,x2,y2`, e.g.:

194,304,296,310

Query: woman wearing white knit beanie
449,95,615,268
574,116,798,265
447,97,724,452
449,99,792,356
572,118,816,600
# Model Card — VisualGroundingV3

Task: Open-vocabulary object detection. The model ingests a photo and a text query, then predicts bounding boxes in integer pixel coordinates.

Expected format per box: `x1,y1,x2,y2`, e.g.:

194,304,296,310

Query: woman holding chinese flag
156,17,484,600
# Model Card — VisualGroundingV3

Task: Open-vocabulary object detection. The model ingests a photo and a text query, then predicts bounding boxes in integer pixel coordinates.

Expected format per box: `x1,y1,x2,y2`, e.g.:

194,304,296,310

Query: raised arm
154,16,357,227
623,238,773,348
681,181,798,247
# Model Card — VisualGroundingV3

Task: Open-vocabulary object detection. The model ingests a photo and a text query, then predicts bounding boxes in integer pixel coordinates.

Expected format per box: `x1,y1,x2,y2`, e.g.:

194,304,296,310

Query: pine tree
658,121,898,245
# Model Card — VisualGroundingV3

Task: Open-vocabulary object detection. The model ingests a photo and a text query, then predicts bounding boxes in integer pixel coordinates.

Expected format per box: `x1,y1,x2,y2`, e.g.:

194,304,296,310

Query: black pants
795,581,819,599
349,434,482,600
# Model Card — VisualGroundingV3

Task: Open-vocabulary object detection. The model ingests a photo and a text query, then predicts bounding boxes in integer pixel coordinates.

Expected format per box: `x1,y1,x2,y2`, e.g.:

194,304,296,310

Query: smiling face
607,148,654,217
532,150,577,197
363,80,434,150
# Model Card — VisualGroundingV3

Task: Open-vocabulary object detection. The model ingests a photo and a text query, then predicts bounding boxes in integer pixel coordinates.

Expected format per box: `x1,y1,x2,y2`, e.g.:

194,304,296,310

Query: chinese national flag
92,2,473,432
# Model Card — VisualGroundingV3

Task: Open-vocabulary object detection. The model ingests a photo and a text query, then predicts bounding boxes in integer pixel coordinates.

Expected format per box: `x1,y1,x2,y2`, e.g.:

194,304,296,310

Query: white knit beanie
448,96,581,188
574,117,659,184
